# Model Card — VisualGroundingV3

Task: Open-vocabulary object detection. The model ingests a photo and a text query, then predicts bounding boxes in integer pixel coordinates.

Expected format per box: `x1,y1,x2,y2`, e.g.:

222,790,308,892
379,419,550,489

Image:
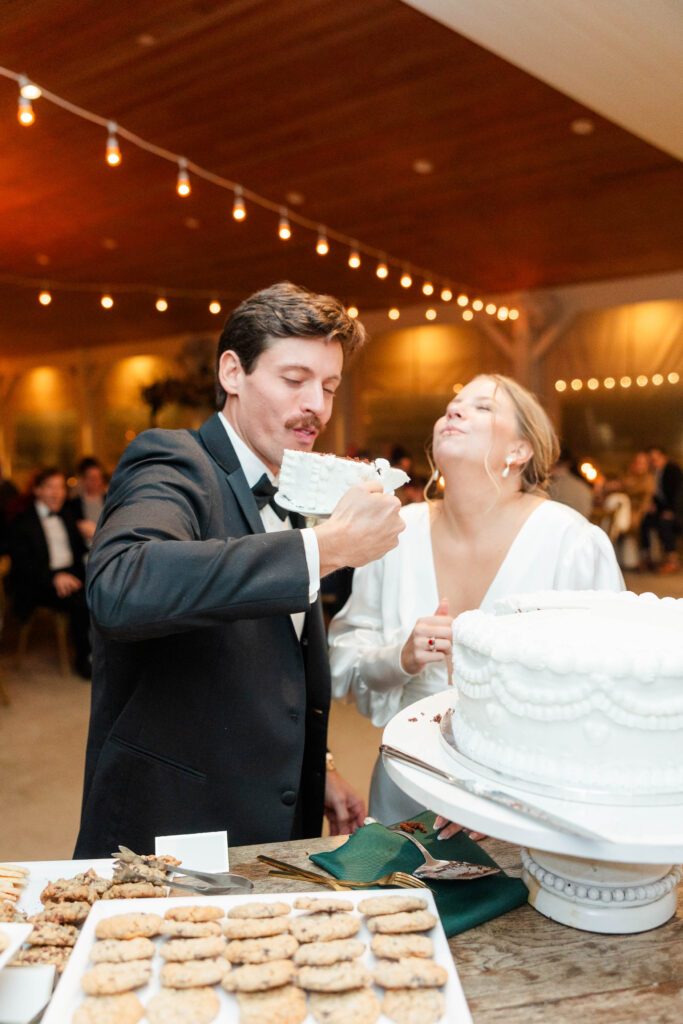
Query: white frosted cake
275,449,410,516
450,591,683,797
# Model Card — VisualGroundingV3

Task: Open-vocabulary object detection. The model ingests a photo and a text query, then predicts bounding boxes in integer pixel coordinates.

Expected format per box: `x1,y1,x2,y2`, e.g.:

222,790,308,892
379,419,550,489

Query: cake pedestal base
521,849,682,933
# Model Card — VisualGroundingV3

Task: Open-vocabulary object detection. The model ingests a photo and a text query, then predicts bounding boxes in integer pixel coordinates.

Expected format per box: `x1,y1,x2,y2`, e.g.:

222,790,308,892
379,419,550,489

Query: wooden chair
16,606,71,677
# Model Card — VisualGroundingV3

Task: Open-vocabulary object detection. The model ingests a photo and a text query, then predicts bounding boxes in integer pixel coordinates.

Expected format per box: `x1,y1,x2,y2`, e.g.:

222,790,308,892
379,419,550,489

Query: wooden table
230,834,683,1024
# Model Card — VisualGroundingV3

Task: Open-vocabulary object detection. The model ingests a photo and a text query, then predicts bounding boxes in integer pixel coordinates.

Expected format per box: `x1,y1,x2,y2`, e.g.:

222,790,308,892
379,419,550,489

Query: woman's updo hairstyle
486,374,559,492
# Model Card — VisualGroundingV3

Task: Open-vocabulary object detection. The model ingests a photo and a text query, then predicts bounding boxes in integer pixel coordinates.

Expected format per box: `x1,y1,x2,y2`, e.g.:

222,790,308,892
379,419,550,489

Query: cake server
380,744,607,841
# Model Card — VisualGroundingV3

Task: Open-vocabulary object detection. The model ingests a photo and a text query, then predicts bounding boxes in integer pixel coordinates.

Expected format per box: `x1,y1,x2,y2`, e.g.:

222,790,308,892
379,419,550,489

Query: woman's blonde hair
426,374,559,497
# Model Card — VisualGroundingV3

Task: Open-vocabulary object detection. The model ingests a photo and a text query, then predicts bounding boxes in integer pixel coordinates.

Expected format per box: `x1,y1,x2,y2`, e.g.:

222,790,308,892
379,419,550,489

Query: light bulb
652,373,664,385
440,288,453,302
485,302,496,315
472,298,483,311
278,208,291,240
347,306,359,319
315,227,328,255
38,290,52,306
587,378,599,390
176,159,191,196
462,309,474,321
604,377,616,389
233,187,246,221
348,245,361,269
388,307,400,320
620,376,632,388
457,293,469,307
497,306,509,321
106,122,121,166
636,375,648,387
155,297,168,312
668,372,679,384
422,281,434,296
376,260,388,279
18,95,34,125
555,380,567,392
425,308,437,321
400,271,412,289
101,294,114,309
209,300,222,315
19,77,41,100
508,308,519,320
571,378,582,391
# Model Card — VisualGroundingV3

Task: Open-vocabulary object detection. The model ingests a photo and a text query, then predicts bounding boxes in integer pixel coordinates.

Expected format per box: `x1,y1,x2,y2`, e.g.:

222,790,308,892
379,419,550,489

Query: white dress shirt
218,412,320,638
36,501,73,571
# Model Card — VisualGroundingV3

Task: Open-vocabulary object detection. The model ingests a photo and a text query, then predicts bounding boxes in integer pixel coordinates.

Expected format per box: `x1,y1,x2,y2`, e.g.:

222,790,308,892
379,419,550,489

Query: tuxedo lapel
198,414,264,535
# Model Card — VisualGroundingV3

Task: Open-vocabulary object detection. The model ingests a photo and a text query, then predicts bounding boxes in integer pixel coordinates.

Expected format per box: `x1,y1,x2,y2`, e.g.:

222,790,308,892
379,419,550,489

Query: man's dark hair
215,281,366,408
76,456,103,476
33,466,64,489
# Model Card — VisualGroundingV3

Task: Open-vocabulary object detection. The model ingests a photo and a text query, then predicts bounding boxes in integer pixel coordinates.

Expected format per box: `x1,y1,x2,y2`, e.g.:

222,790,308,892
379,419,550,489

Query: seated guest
330,375,624,826
547,446,593,518
67,456,107,548
640,446,683,573
8,466,91,678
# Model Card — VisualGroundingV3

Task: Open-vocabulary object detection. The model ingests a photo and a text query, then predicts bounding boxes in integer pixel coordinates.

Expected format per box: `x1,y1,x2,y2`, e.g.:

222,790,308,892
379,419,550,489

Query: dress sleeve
554,518,625,591
328,556,414,727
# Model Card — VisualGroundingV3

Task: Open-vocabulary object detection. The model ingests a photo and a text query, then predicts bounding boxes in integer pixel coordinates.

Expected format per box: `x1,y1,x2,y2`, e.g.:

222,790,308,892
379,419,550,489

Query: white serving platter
14,860,114,918
42,890,471,1024
0,924,32,973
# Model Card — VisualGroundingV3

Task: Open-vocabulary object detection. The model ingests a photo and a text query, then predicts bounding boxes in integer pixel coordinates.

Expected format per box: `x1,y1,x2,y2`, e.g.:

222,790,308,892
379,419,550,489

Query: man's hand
324,769,367,836
315,481,405,577
53,571,83,598
77,519,97,541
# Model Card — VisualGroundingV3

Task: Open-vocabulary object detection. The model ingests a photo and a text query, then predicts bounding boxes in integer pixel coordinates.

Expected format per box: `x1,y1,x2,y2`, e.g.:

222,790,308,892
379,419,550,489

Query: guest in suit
7,466,91,678
75,282,405,857
641,445,683,573
66,457,107,549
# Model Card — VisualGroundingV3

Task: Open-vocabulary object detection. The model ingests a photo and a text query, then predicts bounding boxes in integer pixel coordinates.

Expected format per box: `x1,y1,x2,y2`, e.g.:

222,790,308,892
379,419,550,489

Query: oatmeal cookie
0,900,27,923
159,935,227,961
159,919,221,937
225,933,299,964
288,913,361,944
222,958,297,992
373,957,447,989
80,959,152,995
222,915,290,940
308,988,381,1024
89,937,155,963
292,897,354,914
145,986,220,1024
26,922,80,947
72,993,144,1024
370,934,434,960
32,901,92,924
160,957,228,988
381,987,446,1023
293,938,365,966
366,911,437,934
10,945,72,972
357,896,427,917
227,901,290,919
95,912,162,940
101,882,165,900
297,961,371,992
164,905,224,922
236,984,307,1024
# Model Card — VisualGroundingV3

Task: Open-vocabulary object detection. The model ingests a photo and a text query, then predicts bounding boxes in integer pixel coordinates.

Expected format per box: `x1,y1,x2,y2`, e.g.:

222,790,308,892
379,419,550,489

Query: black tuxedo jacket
8,503,86,620
74,414,330,857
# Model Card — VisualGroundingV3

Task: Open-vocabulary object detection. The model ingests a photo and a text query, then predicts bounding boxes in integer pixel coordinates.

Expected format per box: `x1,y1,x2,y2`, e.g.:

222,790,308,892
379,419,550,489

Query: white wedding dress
329,499,625,824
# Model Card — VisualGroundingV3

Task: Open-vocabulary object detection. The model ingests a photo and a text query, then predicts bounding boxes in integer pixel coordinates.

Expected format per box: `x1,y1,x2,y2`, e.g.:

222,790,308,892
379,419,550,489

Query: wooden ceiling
1,0,681,356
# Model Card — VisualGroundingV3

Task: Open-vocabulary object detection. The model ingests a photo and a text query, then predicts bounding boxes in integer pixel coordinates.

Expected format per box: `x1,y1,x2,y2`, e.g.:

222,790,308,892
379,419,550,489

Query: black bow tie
251,473,288,521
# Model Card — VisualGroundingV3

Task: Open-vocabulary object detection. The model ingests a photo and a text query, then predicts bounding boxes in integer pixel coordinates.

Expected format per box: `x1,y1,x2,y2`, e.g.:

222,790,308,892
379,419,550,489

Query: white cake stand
382,691,683,934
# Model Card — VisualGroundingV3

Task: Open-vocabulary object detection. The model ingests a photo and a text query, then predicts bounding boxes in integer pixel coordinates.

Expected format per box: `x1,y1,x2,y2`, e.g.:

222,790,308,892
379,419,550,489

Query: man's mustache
285,414,324,432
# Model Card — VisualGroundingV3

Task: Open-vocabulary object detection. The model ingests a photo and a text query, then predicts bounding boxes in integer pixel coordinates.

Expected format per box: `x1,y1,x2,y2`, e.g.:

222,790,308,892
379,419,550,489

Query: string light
376,259,388,279
19,76,41,99
176,158,191,196
209,300,221,315
101,294,114,309
105,122,121,166
555,380,567,392
38,289,51,305
155,297,168,312
315,227,328,255
462,309,474,321
400,270,412,289
422,281,434,296
425,308,437,320
232,186,246,221
604,377,616,389
472,298,483,311
347,305,359,319
620,376,632,388
636,374,648,387
278,208,291,240
508,308,519,320
485,302,497,315
587,378,599,390
348,244,361,269
17,92,34,125
497,306,509,321
456,293,469,307
388,307,400,320
668,371,680,384
440,287,453,302
571,378,582,390
652,373,664,385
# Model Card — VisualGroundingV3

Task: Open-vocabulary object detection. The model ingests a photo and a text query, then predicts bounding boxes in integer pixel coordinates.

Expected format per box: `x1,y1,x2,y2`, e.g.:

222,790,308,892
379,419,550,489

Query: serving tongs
114,846,253,893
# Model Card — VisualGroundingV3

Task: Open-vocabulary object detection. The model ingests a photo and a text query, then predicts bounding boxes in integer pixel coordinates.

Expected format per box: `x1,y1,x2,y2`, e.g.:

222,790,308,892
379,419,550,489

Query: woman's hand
400,597,453,676
434,814,487,842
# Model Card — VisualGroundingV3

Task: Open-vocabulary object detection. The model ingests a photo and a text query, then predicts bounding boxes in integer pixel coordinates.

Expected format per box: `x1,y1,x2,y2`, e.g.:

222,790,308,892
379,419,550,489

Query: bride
329,374,624,826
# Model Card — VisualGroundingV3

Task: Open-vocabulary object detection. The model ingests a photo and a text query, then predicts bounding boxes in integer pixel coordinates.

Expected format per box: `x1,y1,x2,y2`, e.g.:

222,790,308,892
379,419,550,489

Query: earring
432,468,440,481
502,456,513,479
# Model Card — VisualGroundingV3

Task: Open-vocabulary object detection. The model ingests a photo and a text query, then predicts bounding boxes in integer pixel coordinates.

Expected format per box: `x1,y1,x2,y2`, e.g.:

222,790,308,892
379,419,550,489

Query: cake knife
380,744,608,841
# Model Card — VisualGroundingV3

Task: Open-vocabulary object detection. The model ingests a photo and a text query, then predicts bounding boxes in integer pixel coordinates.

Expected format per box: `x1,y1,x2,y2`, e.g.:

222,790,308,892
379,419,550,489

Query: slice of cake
449,591,683,797
275,450,410,516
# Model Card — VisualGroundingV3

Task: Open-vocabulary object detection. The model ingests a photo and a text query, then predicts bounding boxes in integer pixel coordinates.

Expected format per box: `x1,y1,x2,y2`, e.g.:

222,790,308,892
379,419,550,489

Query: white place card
155,830,229,872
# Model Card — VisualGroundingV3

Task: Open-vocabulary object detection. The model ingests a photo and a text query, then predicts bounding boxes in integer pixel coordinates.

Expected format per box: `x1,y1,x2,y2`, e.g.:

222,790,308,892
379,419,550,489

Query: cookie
292,897,354,914
297,961,371,992
288,913,360,944
160,919,221,937
222,958,297,992
159,935,227,961
10,945,72,972
90,938,156,963
26,922,80,946
145,986,220,1024
366,911,437,934
32,901,92,925
294,938,365,966
0,932,8,953
222,915,290,939
308,988,381,1024
164,905,224,922
236,984,307,1024
80,960,152,995
102,882,165,900
72,993,144,1024
381,987,446,1023
227,901,290,919
357,896,427,917
160,957,228,988
0,900,27,922
373,957,448,989
370,934,434,960
95,913,162,940
225,933,299,964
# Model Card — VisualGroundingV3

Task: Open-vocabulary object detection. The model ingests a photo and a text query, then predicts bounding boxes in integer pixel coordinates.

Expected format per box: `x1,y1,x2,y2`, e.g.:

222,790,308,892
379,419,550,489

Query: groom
75,282,404,857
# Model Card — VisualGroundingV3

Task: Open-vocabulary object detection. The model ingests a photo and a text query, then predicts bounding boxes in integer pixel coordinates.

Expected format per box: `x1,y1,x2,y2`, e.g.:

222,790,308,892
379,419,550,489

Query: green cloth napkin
311,810,527,937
